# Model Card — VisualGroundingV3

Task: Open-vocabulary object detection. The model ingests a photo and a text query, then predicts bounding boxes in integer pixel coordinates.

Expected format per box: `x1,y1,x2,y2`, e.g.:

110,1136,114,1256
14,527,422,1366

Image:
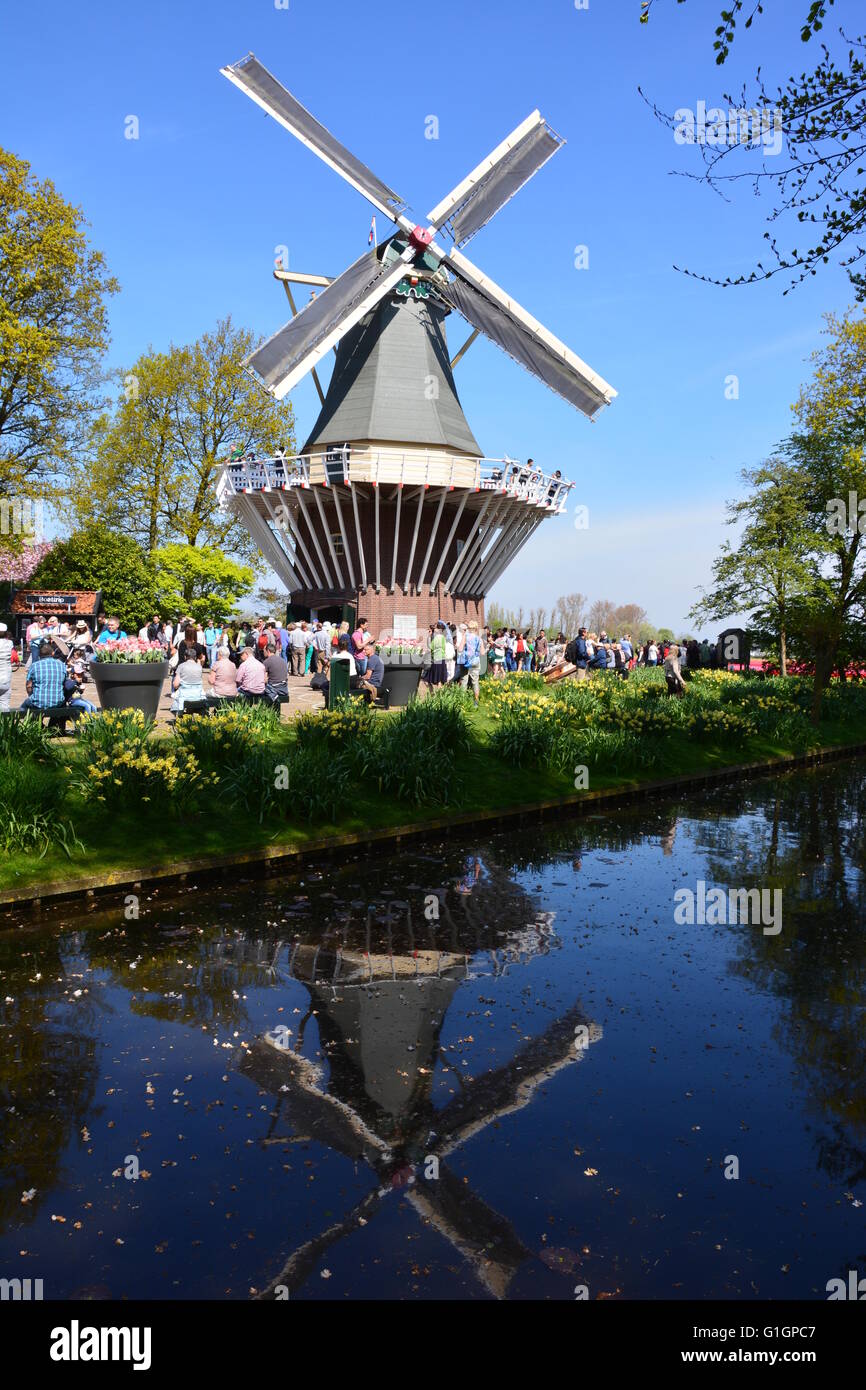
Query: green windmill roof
301,293,482,457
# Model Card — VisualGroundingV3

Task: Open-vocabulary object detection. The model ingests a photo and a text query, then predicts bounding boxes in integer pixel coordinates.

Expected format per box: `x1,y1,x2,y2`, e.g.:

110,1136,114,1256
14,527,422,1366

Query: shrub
218,740,348,823
294,699,376,751
0,712,59,763
364,690,473,806
0,760,83,859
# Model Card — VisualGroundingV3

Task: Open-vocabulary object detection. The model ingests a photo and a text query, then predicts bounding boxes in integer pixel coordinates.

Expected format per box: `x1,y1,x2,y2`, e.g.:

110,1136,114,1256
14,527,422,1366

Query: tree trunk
780,627,787,678
811,649,834,725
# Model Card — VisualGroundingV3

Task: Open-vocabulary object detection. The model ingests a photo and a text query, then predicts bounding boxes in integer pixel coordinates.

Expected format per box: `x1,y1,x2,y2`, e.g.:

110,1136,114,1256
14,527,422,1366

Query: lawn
1,668,863,900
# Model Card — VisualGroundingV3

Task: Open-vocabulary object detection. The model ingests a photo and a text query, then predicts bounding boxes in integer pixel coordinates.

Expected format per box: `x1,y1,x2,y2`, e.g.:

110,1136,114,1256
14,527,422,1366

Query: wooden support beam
417,488,448,591
450,327,480,371
296,487,334,588
279,279,326,406
428,493,469,591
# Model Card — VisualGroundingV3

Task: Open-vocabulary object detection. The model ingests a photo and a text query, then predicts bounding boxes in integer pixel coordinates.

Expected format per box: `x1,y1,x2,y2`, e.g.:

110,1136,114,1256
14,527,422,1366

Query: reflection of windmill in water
238,861,602,1299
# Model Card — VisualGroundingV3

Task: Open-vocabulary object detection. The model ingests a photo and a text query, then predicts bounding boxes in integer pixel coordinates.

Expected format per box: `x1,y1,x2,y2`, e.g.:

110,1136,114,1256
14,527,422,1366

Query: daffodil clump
172,703,276,766
76,745,216,813
295,699,375,748
76,707,154,757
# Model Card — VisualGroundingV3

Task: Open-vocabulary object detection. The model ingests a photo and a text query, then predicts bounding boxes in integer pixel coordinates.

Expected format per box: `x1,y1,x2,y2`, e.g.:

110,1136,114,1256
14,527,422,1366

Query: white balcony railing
216,448,574,514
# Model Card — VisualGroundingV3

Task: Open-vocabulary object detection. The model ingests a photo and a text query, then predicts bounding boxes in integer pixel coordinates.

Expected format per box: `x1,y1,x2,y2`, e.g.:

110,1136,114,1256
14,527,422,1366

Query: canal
1,760,864,1300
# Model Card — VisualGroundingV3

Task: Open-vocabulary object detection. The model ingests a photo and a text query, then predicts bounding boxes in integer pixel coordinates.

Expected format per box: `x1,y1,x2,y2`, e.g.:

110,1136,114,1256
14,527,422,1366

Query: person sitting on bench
264,647,289,704
354,640,384,701
171,656,206,712
236,647,267,701
20,642,67,713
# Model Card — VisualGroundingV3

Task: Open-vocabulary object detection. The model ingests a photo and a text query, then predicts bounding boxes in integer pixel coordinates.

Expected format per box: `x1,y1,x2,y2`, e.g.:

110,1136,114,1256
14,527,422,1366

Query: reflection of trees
0,931,101,1234
695,766,866,1172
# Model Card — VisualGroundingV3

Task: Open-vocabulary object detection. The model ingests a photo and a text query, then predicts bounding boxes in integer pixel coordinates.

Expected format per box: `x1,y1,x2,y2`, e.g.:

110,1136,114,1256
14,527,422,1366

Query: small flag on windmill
368,215,377,247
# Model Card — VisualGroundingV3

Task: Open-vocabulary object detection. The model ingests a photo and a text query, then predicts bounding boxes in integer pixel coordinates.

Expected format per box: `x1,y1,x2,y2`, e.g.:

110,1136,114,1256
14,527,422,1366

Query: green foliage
75,708,154,758
172,702,278,770
67,317,296,558
0,711,59,763
218,739,346,824
152,543,254,624
0,146,119,499
28,526,158,630
75,743,215,815
364,691,473,806
0,758,82,858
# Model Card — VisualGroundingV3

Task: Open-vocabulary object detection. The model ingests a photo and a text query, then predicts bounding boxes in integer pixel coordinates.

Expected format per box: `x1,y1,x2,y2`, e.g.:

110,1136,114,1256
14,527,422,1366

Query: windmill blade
221,53,406,223
247,246,409,399
440,247,616,419
427,111,564,247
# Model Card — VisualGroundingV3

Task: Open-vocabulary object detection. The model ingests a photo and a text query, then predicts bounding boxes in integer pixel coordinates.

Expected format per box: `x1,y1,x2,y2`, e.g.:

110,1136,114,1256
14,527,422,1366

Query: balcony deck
217,449,574,514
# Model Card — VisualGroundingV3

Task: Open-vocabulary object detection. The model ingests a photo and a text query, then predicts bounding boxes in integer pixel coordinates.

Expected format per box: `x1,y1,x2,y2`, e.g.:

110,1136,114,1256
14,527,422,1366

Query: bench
39,704,84,734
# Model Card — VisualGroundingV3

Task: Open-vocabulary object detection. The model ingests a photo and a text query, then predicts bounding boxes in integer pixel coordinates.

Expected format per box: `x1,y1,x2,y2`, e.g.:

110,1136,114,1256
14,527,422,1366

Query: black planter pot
91,661,169,719
381,663,422,707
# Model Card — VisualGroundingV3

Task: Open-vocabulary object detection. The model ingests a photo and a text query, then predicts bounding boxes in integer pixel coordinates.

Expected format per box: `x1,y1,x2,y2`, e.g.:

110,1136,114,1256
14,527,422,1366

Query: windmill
217,53,616,634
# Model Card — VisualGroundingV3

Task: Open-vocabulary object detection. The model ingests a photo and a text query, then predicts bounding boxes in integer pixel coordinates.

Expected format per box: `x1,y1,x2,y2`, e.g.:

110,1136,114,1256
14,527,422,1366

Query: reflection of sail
240,925,602,1301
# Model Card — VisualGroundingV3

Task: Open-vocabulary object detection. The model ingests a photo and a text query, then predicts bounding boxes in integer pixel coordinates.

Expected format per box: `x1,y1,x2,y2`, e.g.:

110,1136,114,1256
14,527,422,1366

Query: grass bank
1,669,864,903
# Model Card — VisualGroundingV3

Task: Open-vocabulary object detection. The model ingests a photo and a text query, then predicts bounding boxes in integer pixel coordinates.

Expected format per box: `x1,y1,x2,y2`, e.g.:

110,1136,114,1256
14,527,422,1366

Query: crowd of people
0,605,725,721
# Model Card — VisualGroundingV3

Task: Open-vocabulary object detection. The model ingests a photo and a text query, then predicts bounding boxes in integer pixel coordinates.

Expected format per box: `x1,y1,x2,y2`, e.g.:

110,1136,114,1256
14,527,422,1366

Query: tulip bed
1,669,864,896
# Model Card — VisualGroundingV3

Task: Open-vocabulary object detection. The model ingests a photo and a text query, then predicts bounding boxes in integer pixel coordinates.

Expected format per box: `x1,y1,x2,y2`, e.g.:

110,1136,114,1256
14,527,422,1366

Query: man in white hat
0,623,13,711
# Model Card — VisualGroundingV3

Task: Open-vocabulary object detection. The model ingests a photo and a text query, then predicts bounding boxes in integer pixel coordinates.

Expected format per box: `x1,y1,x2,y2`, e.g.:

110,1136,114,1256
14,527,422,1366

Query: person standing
457,620,484,705
204,620,219,668
429,621,448,686
0,623,13,712
26,617,44,668
289,621,306,676
95,616,127,644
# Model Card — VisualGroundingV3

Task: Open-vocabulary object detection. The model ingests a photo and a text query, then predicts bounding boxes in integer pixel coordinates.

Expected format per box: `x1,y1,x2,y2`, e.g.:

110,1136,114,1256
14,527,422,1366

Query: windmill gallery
215,52,617,636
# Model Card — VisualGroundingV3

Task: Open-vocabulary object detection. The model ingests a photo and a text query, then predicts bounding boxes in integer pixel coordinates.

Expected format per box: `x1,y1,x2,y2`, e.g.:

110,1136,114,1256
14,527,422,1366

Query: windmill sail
441,249,616,419
221,54,406,221
247,247,408,399
429,112,564,247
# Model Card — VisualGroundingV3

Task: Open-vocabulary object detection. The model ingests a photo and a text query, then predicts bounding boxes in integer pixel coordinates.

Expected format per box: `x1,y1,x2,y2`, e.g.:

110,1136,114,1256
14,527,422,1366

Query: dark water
1,760,865,1301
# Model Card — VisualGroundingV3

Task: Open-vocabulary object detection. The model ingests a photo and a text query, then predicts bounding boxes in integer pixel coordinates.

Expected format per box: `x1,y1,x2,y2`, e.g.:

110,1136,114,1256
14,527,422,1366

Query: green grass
1,671,864,898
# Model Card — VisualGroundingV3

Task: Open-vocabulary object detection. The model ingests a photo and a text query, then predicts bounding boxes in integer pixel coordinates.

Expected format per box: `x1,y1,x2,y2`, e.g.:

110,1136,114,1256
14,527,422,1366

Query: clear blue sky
1,0,856,632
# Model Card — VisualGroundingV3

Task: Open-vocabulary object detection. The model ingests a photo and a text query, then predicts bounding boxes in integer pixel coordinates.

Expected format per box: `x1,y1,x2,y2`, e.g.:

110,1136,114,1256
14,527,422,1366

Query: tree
689,457,814,675
254,585,289,617
68,318,296,559
151,543,255,624
640,1,866,297
587,597,619,633
553,592,587,634
611,602,647,634
28,527,158,631
0,147,118,500
787,308,866,716
693,308,866,719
